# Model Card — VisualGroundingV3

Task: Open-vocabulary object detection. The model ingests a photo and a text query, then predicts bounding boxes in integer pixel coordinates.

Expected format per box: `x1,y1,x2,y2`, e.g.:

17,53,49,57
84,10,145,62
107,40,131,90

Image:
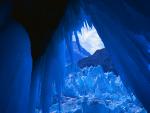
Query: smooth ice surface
48,66,147,113
0,21,32,113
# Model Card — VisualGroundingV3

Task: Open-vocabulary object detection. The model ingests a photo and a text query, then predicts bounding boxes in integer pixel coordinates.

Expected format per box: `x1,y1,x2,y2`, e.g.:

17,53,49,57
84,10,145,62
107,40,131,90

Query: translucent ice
49,65,147,113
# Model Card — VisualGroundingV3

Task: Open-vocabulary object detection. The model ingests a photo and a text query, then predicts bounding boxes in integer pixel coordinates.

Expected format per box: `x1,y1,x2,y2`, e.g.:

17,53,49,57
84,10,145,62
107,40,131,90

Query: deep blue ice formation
0,0,150,113
48,65,147,113
79,0,150,111
0,21,32,113
61,0,150,111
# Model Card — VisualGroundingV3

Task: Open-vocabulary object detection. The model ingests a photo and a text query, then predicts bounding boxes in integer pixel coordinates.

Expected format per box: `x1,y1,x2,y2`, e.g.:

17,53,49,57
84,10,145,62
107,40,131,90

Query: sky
73,23,105,55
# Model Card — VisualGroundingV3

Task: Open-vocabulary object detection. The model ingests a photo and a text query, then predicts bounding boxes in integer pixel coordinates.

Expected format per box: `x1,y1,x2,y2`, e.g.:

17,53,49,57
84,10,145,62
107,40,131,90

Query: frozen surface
48,66,147,113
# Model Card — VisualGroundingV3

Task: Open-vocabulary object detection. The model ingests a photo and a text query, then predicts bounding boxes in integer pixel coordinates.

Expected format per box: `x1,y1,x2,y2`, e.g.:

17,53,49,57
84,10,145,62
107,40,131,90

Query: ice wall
79,0,150,111
0,0,150,113
0,21,32,113
61,0,150,111
11,0,150,112
29,25,66,113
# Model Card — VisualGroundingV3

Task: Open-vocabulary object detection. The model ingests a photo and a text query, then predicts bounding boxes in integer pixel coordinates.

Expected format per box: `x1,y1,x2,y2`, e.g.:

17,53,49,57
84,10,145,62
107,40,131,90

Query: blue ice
48,65,147,113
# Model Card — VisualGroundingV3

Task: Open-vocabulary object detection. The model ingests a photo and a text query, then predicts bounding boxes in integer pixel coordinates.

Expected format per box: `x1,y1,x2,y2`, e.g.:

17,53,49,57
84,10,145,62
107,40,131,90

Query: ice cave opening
46,23,147,113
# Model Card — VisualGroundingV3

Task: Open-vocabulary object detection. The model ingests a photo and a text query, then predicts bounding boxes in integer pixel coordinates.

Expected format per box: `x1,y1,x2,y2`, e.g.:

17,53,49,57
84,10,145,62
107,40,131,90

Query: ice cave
47,23,147,113
0,0,150,113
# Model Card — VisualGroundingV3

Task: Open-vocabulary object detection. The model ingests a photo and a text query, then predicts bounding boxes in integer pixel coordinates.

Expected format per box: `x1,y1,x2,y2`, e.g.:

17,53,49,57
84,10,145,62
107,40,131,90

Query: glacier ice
0,21,32,113
47,65,147,113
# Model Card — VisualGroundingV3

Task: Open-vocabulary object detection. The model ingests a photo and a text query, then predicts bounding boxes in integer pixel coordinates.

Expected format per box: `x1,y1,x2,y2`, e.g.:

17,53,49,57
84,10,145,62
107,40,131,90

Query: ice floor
48,65,147,113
